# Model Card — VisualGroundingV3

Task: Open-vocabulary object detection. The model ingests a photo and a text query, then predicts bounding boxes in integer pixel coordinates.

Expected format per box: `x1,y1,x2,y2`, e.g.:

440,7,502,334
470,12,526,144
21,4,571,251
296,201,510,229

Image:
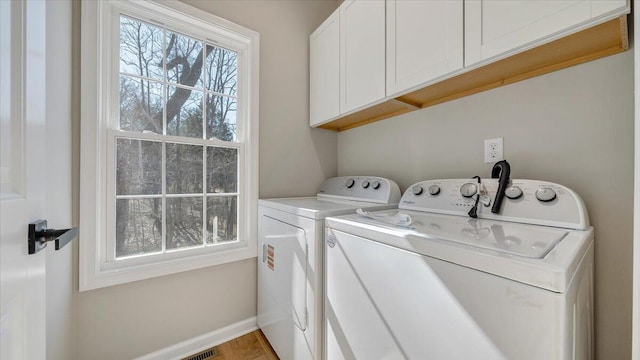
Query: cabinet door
340,0,385,114
310,10,340,127
465,0,629,67
386,0,463,97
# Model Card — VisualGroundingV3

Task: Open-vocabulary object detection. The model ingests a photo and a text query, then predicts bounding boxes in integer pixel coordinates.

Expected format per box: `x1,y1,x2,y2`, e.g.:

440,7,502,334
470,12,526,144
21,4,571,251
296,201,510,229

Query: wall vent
182,346,218,360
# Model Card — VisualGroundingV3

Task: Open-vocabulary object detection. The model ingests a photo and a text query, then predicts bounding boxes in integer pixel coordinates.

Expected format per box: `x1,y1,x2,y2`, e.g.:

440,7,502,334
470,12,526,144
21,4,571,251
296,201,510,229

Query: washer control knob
505,186,523,200
428,185,441,196
362,180,370,189
460,183,477,198
371,180,381,190
412,185,424,196
345,178,355,188
535,187,557,202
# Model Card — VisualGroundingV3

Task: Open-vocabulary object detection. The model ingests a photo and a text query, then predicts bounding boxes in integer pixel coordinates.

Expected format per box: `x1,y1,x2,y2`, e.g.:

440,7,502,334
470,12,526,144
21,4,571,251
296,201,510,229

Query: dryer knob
362,180,370,189
412,185,424,196
428,185,441,196
345,178,355,188
371,180,381,190
535,187,557,202
460,183,477,198
505,186,523,200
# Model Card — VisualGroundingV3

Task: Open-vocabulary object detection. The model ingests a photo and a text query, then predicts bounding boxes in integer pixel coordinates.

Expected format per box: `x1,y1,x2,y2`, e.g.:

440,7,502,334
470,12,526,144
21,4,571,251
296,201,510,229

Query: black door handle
28,220,78,255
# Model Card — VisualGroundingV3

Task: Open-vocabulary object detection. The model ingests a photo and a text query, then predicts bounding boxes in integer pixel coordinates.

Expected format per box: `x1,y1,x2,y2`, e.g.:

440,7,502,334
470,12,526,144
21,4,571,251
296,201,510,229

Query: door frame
633,0,639,357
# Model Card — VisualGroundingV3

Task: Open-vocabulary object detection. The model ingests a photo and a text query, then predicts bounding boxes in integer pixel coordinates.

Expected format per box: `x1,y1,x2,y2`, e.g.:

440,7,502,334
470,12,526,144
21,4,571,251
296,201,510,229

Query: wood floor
184,330,278,360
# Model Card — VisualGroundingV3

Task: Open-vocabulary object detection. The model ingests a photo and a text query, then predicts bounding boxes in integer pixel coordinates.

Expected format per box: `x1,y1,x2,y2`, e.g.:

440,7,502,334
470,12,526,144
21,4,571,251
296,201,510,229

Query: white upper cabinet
310,0,629,130
465,0,629,67
340,0,386,114
310,11,340,127
386,0,463,97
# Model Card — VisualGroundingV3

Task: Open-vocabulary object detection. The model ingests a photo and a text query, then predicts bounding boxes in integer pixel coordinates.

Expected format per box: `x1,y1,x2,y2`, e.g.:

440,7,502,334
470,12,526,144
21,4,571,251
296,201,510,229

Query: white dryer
258,176,401,360
325,178,593,360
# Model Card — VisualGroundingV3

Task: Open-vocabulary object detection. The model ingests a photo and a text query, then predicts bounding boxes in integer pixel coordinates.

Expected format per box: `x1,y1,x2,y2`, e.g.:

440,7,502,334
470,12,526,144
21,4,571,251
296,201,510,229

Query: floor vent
182,347,218,360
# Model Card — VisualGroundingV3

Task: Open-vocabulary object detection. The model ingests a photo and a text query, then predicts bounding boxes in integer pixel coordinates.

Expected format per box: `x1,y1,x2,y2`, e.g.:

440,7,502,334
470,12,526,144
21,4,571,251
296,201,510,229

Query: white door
386,0,463,97
1,0,48,359
464,0,628,67
340,0,385,114
310,9,340,127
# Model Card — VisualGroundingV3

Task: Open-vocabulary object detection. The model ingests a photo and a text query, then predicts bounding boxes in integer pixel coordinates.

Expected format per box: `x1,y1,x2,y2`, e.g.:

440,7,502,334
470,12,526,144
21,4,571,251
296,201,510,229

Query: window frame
80,0,259,291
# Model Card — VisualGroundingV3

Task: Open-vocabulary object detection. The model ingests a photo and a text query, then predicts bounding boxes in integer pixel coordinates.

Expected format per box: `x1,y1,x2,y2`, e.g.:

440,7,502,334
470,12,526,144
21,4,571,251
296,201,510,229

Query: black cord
468,176,481,218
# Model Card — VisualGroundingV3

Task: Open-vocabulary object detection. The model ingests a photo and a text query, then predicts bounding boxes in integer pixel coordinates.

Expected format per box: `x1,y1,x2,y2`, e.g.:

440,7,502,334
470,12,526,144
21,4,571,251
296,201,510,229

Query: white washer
258,176,401,360
325,179,594,360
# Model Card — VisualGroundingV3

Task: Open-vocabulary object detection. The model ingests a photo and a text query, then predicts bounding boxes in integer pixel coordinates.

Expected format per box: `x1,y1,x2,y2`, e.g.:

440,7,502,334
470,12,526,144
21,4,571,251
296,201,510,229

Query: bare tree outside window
116,15,239,258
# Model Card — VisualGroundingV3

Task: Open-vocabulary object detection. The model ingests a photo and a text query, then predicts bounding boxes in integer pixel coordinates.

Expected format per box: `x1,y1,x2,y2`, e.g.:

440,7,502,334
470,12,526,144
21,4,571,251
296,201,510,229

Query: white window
80,0,259,291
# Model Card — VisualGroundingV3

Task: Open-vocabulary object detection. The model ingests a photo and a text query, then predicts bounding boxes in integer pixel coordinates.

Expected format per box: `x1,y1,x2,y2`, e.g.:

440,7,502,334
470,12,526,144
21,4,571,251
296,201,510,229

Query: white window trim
79,0,259,291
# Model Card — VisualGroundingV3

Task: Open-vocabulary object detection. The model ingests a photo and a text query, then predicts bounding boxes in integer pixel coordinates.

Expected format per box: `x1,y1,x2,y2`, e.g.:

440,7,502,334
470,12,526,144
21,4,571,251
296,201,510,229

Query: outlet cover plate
484,137,504,163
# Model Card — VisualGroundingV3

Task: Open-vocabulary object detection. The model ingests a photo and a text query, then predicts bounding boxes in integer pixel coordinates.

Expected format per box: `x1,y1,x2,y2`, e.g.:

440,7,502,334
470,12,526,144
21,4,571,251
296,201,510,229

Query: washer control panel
400,179,589,230
317,176,402,204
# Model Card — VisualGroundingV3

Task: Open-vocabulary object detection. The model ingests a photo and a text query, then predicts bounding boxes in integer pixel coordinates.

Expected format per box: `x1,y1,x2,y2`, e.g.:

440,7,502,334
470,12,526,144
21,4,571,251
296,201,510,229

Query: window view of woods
116,15,239,258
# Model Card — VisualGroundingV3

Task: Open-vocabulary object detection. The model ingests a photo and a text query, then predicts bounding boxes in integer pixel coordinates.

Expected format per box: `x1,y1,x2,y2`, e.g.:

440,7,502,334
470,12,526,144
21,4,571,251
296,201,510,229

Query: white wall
45,1,75,360
338,51,634,359
74,1,339,359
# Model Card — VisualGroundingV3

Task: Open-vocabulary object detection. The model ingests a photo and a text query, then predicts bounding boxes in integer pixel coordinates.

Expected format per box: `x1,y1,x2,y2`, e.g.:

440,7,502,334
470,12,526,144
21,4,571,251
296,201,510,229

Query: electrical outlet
484,137,504,163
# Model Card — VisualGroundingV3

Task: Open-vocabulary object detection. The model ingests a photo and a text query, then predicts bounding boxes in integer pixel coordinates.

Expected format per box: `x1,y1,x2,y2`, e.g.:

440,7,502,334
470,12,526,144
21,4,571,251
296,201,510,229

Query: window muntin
112,14,241,260
117,15,238,141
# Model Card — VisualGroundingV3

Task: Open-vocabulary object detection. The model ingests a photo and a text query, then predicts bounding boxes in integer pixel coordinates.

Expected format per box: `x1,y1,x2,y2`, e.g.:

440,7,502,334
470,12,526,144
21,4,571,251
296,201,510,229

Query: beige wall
337,51,634,359
180,0,340,199
75,1,339,359
72,1,631,358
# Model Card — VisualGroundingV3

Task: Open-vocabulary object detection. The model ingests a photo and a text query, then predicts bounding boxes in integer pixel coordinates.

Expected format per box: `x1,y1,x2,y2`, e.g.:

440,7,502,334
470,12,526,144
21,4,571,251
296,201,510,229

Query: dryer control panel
317,176,401,204
400,179,589,230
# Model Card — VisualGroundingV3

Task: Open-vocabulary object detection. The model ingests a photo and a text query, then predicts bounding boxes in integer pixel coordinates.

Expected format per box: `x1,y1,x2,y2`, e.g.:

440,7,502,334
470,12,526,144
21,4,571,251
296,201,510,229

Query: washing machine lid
325,210,593,293
362,211,568,259
259,197,397,220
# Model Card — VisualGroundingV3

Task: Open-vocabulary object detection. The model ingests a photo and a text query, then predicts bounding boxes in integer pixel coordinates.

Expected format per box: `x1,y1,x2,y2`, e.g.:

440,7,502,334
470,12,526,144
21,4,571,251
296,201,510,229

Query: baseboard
134,317,258,360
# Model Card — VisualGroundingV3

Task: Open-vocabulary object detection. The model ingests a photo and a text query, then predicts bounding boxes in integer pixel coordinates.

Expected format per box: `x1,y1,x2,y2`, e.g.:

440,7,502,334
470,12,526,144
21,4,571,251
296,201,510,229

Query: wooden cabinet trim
318,16,628,132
